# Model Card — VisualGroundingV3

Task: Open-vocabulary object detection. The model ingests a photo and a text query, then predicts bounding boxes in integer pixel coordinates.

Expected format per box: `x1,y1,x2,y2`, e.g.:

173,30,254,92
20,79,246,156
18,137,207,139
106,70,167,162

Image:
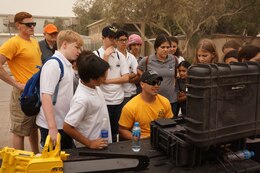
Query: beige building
0,14,91,49
86,19,145,52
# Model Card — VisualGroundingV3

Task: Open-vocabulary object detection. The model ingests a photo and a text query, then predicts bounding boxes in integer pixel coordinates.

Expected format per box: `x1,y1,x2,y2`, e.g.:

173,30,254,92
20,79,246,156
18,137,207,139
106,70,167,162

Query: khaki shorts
10,87,37,136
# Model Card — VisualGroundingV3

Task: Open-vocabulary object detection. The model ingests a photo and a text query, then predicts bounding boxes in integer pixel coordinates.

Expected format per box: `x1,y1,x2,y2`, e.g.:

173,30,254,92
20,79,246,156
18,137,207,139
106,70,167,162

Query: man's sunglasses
145,80,161,86
20,22,36,27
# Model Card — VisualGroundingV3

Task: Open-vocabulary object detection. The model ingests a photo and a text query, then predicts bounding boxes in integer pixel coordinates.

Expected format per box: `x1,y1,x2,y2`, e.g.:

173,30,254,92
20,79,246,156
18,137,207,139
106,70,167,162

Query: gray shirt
138,54,177,103
39,39,57,63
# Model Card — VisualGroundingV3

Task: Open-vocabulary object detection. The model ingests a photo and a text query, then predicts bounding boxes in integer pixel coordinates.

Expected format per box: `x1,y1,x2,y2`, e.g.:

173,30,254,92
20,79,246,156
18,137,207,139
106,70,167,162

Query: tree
73,0,259,55
53,17,65,31
73,0,104,34
102,0,255,55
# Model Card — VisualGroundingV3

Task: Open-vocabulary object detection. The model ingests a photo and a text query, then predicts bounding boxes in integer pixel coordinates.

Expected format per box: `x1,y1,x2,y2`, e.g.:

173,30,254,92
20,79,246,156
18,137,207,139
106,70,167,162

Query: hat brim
46,30,58,34
142,74,163,83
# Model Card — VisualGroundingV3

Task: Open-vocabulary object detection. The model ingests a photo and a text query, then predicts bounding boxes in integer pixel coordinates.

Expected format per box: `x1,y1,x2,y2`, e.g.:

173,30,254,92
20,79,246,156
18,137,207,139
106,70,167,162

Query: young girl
194,38,219,64
176,61,191,115
169,36,185,63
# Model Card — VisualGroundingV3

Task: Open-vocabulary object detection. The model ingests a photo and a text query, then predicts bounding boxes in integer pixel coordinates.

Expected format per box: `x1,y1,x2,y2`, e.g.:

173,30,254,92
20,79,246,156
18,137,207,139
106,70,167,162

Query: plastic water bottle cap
134,122,139,126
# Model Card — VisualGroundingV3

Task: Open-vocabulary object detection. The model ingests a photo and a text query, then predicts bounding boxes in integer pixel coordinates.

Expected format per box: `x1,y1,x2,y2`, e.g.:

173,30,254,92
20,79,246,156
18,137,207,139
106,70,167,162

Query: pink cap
128,34,143,45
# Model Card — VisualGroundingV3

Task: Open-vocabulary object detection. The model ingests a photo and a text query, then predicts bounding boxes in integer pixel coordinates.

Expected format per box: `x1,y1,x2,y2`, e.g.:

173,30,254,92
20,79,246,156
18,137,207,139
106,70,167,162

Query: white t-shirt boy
64,81,112,148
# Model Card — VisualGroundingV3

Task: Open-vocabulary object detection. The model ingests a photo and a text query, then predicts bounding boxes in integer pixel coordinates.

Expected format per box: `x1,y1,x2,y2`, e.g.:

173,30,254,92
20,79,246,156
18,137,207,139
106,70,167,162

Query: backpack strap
45,56,64,105
145,56,149,71
116,51,120,60
173,55,179,79
96,49,120,61
96,50,100,58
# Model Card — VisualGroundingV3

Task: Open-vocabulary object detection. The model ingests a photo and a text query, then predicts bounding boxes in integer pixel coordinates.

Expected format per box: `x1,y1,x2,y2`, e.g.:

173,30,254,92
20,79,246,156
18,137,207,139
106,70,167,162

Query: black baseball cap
102,25,118,37
140,70,163,84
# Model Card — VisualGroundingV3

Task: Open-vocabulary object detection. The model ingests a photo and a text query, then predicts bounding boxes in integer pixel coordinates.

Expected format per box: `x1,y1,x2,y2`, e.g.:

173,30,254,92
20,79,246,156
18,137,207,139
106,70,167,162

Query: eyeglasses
20,22,36,27
145,80,161,86
117,38,128,42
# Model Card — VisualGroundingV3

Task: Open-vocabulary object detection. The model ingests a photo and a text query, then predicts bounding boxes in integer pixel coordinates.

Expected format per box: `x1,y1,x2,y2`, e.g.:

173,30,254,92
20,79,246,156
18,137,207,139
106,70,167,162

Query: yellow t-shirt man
119,94,173,138
0,35,42,84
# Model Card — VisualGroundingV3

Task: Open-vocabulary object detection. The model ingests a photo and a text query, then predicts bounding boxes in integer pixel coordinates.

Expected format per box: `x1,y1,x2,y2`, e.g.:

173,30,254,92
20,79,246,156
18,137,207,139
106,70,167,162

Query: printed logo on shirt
158,109,165,118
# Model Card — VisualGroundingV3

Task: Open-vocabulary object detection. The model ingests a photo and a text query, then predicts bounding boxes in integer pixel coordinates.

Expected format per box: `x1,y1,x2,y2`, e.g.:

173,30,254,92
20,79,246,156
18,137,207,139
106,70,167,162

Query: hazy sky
0,0,77,17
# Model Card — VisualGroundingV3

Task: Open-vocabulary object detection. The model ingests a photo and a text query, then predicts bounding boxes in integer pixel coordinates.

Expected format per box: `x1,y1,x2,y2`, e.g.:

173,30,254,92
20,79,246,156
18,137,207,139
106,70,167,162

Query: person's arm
119,125,132,140
63,122,107,149
103,46,115,62
129,56,140,84
129,73,140,84
137,69,144,77
41,93,58,145
0,54,24,90
104,73,129,84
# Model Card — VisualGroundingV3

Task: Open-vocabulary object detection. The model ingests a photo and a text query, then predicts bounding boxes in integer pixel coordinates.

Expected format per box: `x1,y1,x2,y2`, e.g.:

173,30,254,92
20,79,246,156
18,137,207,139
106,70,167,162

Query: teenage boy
115,30,138,105
128,34,143,63
36,30,83,149
63,50,112,149
0,11,41,153
119,70,174,140
94,26,129,142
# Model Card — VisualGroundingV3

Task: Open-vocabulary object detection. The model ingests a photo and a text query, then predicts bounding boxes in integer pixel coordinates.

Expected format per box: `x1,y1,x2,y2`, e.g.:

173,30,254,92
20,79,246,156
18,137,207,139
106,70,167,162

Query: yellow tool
0,133,69,173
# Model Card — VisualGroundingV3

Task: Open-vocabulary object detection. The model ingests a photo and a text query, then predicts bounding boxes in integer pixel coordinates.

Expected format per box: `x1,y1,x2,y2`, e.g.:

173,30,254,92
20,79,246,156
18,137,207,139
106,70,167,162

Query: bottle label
101,129,108,138
132,130,140,137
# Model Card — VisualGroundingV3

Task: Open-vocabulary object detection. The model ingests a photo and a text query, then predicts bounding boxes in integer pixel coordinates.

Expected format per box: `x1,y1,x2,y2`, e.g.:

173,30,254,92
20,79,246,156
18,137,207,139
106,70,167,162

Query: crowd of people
0,11,259,152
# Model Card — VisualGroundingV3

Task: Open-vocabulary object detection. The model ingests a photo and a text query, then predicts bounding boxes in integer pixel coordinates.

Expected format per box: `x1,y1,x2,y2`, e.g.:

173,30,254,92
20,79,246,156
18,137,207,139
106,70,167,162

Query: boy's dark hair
115,30,129,40
154,34,171,51
223,50,238,62
178,61,191,69
238,45,260,62
76,50,109,83
222,40,241,52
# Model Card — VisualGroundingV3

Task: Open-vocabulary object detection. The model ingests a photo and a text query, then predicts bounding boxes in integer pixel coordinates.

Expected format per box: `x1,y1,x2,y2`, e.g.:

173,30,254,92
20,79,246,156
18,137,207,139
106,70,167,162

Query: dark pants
171,102,179,117
39,127,75,149
121,96,134,108
107,103,123,142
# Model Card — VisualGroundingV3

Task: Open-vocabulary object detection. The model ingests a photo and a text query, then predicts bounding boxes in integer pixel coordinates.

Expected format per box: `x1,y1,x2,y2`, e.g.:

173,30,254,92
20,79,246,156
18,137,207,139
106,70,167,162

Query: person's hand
16,82,25,91
179,91,186,97
48,128,58,147
103,46,115,61
89,138,108,149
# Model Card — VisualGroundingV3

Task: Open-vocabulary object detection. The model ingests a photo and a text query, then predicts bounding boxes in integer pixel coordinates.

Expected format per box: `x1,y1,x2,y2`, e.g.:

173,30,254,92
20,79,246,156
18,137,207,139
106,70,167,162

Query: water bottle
132,122,141,152
224,150,255,162
101,117,109,146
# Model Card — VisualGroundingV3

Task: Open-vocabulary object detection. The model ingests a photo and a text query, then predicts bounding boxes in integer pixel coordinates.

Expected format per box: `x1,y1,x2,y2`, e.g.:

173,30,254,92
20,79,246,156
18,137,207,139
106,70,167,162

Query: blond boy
36,30,83,149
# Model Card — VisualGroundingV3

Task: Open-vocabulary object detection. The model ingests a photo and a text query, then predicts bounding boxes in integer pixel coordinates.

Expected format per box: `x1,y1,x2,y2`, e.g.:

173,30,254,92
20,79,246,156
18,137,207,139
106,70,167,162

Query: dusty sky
0,0,77,17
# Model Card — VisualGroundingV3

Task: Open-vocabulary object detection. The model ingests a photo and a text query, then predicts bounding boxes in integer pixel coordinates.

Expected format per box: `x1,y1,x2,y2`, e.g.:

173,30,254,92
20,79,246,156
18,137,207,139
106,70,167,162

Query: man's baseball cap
128,34,143,45
102,25,118,37
44,24,58,34
140,70,163,84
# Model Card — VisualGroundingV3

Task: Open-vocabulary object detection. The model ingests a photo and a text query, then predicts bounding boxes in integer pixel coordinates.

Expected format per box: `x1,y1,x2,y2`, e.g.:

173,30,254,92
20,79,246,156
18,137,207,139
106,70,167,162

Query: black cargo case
185,62,260,147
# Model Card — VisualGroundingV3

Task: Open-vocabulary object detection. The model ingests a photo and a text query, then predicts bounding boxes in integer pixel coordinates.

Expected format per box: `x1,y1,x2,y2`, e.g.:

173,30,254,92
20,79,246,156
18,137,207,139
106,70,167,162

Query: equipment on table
0,133,149,173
